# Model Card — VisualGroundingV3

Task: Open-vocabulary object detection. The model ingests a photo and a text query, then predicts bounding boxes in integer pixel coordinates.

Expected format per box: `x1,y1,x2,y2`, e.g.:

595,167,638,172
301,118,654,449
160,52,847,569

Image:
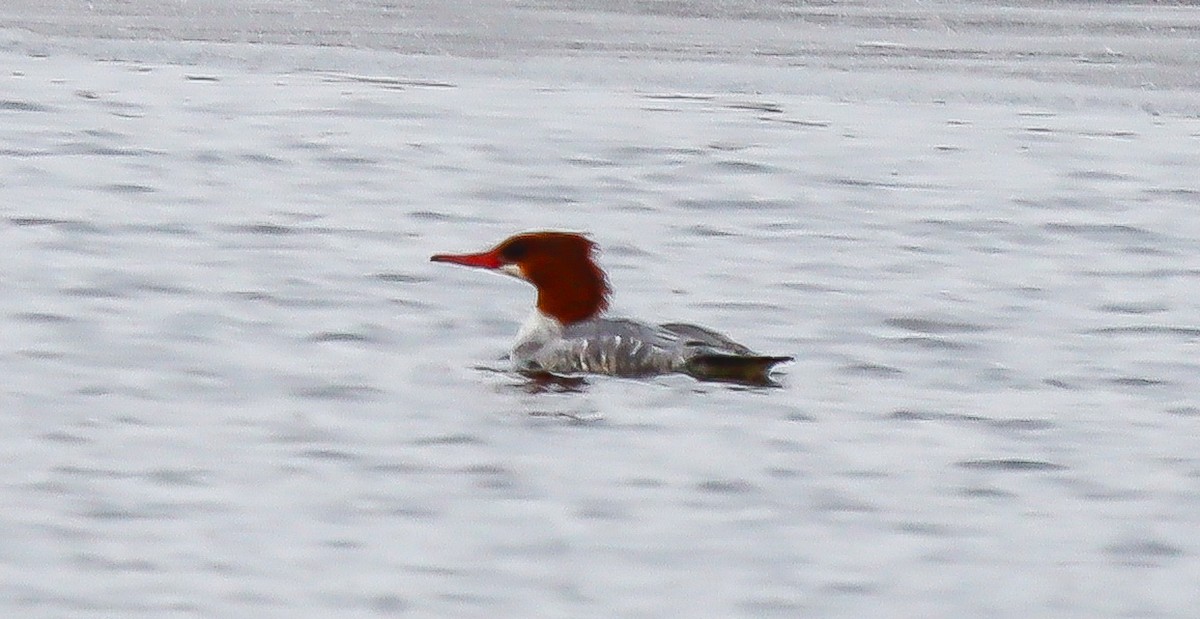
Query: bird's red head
431,231,611,325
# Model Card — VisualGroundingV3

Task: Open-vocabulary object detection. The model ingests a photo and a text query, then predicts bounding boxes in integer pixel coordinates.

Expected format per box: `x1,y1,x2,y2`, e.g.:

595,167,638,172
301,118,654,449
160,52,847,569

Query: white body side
509,310,758,377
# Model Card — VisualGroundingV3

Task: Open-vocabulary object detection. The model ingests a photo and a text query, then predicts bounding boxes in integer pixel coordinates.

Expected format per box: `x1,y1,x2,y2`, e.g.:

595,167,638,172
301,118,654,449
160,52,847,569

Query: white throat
511,309,563,366
498,263,527,280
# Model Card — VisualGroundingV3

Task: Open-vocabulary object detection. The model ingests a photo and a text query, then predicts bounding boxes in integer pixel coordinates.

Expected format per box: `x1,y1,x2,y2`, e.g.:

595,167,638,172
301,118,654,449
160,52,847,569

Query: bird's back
521,318,790,383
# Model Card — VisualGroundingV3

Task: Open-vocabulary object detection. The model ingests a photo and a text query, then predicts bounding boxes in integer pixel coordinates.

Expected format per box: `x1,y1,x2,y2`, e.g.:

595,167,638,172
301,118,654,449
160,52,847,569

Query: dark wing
660,323,792,385
658,322,756,356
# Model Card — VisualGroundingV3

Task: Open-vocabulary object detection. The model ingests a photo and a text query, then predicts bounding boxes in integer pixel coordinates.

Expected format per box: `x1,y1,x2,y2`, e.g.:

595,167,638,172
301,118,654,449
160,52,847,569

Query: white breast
511,310,564,369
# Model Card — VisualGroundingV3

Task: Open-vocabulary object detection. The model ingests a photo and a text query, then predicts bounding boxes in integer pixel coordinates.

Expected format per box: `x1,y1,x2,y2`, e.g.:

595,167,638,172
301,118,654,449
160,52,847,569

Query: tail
684,354,793,386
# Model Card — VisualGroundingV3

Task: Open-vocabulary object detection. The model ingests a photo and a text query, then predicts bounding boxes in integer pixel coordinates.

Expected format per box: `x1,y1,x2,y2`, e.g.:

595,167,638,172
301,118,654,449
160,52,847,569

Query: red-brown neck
512,233,609,325
528,260,608,325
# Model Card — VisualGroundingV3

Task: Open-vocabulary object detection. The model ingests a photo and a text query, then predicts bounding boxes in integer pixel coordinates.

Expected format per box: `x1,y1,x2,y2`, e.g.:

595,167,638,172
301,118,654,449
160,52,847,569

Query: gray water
2,2,1199,617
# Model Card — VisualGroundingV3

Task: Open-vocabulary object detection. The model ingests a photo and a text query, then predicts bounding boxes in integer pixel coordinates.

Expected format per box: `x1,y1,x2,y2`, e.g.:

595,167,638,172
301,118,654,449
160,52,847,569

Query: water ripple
1043,222,1163,242
1090,326,1200,337
885,317,990,334
293,384,383,401
1105,539,1186,566
1,99,52,112
957,459,1067,472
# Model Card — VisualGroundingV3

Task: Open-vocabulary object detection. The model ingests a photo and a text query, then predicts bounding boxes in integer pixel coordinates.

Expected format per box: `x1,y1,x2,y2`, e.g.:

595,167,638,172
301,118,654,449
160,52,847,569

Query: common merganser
431,231,792,385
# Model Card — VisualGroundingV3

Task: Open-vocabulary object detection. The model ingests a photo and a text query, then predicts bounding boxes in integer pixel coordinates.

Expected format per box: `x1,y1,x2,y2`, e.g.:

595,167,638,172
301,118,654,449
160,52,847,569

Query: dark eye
500,240,528,261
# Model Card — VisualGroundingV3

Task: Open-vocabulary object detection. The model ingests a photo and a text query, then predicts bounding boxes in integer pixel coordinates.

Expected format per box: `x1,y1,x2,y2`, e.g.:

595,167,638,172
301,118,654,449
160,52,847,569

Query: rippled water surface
2,1,1199,617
